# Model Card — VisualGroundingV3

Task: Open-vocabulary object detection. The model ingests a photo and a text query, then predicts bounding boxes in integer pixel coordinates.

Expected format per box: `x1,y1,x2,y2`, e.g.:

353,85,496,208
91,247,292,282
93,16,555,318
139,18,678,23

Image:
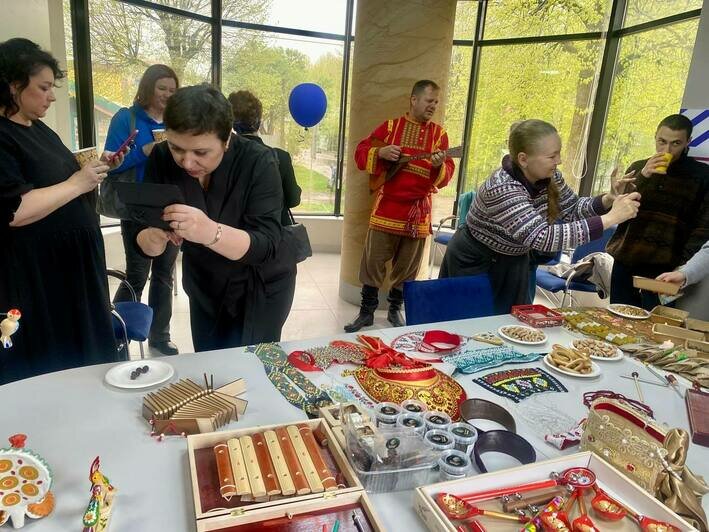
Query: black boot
344,285,379,333
387,287,405,327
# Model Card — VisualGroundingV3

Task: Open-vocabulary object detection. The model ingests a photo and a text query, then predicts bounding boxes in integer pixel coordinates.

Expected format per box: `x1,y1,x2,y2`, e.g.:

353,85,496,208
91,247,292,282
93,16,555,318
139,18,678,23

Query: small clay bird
0,309,21,348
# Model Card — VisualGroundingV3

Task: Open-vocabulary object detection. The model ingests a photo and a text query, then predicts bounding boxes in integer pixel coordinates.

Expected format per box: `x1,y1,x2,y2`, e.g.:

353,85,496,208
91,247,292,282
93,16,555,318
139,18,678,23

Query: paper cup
152,129,167,142
655,152,672,174
73,147,98,168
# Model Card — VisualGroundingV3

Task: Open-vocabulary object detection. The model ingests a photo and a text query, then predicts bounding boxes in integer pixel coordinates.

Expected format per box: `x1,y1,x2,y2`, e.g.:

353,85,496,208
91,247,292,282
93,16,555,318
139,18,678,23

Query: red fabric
419,330,461,352
354,114,455,238
287,351,321,372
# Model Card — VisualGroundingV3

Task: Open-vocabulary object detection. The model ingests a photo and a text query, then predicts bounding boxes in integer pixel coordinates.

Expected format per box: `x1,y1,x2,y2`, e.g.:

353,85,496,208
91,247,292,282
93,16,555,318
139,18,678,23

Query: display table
0,314,706,531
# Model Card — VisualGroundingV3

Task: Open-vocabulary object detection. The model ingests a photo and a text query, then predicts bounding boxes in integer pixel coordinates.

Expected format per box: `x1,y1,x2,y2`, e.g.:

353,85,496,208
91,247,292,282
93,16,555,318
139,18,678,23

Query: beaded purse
581,396,708,530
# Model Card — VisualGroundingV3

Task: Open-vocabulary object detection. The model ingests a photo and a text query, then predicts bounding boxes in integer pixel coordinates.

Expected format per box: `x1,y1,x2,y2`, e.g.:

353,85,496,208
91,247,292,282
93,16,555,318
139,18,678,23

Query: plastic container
447,422,478,454
351,460,438,493
396,413,426,436
424,429,455,451
374,402,402,427
511,304,564,327
401,399,428,414
424,410,451,432
438,449,473,481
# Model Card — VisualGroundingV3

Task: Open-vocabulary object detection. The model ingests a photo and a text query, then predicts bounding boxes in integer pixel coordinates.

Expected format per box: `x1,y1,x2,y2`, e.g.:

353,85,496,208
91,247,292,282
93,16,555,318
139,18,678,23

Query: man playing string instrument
345,80,456,332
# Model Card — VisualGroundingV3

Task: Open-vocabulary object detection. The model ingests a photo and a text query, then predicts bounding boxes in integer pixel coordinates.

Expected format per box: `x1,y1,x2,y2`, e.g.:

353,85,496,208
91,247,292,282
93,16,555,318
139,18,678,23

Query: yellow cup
152,129,167,142
655,152,672,174
73,146,98,168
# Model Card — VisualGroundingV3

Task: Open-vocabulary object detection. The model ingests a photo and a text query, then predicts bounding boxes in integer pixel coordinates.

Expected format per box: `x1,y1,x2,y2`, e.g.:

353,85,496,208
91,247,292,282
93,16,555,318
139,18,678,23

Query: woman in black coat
136,85,296,352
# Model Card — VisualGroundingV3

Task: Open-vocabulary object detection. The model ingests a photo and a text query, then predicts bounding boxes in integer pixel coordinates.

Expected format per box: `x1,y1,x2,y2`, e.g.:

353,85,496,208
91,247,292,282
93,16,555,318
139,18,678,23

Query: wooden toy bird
0,308,21,348
82,456,116,532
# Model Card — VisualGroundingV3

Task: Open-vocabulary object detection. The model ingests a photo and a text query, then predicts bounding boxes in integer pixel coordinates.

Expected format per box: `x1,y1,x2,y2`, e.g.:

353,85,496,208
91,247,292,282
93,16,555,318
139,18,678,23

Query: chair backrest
571,225,616,263
456,190,476,227
403,274,495,326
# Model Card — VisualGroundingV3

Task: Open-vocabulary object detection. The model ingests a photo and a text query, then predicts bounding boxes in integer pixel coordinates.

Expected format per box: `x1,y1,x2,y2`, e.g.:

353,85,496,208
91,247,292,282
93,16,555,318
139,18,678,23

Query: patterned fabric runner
473,367,567,403
444,346,544,374
559,307,655,345
248,343,332,417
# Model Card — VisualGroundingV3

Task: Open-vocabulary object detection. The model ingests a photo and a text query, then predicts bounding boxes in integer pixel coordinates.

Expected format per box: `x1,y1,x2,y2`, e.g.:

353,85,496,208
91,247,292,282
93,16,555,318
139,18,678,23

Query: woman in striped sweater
440,119,641,314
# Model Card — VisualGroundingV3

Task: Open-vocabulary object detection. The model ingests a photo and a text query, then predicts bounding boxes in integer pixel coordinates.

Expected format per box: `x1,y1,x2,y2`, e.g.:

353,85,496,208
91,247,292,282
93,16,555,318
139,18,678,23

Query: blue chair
107,269,153,360
535,226,616,308
429,191,476,277
403,274,494,326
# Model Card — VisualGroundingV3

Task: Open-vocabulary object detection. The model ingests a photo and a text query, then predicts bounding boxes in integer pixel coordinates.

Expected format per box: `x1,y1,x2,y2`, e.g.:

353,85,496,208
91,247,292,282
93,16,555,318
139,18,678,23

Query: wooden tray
633,276,681,295
686,318,709,335
414,452,693,532
196,490,384,531
187,419,366,529
649,306,689,327
651,323,704,344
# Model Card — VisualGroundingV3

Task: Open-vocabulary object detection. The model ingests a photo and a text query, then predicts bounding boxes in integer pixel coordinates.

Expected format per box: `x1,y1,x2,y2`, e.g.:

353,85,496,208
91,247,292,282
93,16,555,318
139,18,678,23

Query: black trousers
114,220,178,343
610,260,661,311
439,225,530,315
189,272,296,352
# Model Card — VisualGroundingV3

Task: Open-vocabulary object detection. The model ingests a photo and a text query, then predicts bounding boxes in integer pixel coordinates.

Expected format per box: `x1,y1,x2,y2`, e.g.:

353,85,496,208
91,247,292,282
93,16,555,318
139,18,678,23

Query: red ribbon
357,335,425,369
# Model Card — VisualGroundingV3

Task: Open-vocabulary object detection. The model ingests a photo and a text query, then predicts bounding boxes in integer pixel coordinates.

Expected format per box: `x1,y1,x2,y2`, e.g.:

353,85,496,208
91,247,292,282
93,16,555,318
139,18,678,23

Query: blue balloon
288,83,327,128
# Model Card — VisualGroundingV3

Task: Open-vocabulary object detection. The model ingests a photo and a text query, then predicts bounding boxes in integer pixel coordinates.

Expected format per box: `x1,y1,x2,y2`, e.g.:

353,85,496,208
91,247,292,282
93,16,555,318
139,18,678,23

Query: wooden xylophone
213,423,340,502
143,377,247,435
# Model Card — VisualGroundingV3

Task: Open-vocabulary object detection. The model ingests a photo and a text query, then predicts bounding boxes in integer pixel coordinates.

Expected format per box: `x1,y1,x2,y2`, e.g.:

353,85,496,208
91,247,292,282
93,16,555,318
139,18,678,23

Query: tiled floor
103,230,604,359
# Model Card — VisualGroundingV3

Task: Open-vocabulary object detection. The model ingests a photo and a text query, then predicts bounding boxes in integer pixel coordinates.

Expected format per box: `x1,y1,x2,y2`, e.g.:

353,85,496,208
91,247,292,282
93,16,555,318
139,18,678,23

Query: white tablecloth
0,315,706,531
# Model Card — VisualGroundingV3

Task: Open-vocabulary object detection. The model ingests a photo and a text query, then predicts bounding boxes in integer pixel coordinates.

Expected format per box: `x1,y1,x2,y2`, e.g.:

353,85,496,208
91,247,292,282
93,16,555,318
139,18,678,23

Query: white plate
607,304,650,320
543,354,601,378
497,325,547,345
104,360,175,389
569,340,623,362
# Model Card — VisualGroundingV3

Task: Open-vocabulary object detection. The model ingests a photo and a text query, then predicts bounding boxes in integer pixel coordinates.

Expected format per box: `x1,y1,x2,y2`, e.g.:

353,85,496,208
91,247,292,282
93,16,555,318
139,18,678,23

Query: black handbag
284,209,312,263
97,109,136,219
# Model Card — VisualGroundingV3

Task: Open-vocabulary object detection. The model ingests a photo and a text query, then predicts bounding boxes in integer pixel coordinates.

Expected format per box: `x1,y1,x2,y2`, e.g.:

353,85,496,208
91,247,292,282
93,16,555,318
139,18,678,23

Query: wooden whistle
275,426,310,495
264,430,295,496
251,432,280,497
213,443,236,500
239,435,267,499
298,423,338,491
227,438,251,497
287,425,323,493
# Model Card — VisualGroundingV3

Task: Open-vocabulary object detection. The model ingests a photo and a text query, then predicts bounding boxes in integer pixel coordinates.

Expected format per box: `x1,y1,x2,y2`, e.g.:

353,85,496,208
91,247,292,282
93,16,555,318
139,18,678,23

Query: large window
593,18,700,193
222,28,344,213
62,0,702,218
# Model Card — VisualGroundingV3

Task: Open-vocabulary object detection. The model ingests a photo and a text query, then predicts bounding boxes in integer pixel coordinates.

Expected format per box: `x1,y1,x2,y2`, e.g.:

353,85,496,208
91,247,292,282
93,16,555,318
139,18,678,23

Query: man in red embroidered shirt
345,80,455,332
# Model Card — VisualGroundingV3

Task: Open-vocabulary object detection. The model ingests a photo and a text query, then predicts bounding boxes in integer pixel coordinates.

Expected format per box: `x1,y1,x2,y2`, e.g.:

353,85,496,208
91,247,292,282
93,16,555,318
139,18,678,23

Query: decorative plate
570,339,623,362
607,304,650,320
497,325,547,346
543,354,601,378
104,359,174,390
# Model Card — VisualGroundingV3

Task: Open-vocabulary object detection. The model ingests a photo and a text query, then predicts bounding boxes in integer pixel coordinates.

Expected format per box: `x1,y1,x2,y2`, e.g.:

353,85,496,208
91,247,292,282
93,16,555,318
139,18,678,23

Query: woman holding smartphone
104,64,180,356
135,85,296,352
0,38,123,383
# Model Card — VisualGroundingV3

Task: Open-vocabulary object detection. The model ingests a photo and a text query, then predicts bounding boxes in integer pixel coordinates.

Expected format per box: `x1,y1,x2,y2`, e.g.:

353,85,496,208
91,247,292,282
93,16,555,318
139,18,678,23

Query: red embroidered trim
593,402,664,443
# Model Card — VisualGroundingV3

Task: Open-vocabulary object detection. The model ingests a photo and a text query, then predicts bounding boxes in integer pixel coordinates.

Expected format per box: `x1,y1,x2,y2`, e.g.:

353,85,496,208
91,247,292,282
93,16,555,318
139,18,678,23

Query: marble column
339,0,457,306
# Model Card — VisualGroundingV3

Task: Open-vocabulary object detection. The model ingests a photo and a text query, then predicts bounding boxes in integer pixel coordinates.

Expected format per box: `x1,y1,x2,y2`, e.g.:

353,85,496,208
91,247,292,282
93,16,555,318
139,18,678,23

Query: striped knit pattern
467,166,600,256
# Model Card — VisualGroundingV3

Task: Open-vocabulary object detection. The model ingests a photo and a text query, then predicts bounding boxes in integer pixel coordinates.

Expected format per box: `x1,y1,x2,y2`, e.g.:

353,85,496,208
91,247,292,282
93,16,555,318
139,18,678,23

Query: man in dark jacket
607,114,709,309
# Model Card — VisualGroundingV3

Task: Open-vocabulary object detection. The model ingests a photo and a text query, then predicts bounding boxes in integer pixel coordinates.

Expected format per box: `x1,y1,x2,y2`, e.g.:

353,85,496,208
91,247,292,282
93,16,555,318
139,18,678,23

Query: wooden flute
275,426,311,495
213,443,237,500
297,423,338,491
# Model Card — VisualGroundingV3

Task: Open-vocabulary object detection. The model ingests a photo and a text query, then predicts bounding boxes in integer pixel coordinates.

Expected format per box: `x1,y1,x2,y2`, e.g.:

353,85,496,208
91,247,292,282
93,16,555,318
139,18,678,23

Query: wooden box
633,276,681,295
686,318,709,336
187,419,382,531
649,305,689,327
651,323,704,344
414,452,695,532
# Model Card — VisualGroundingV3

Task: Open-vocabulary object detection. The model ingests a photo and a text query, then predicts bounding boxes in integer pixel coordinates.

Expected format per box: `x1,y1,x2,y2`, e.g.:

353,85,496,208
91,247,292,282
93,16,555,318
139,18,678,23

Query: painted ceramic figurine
82,457,116,532
0,434,54,529
0,310,20,349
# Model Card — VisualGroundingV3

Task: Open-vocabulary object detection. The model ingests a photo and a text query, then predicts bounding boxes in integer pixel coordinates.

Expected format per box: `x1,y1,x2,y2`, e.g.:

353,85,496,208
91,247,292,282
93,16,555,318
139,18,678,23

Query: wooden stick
286,425,323,493
252,432,280,496
297,423,338,491
239,435,266,499
213,443,236,500
264,430,295,496
275,427,310,495
227,438,251,496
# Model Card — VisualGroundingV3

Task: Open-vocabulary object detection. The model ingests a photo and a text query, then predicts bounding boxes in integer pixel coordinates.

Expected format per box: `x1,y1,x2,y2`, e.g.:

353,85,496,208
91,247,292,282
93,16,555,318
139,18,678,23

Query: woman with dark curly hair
0,38,123,383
